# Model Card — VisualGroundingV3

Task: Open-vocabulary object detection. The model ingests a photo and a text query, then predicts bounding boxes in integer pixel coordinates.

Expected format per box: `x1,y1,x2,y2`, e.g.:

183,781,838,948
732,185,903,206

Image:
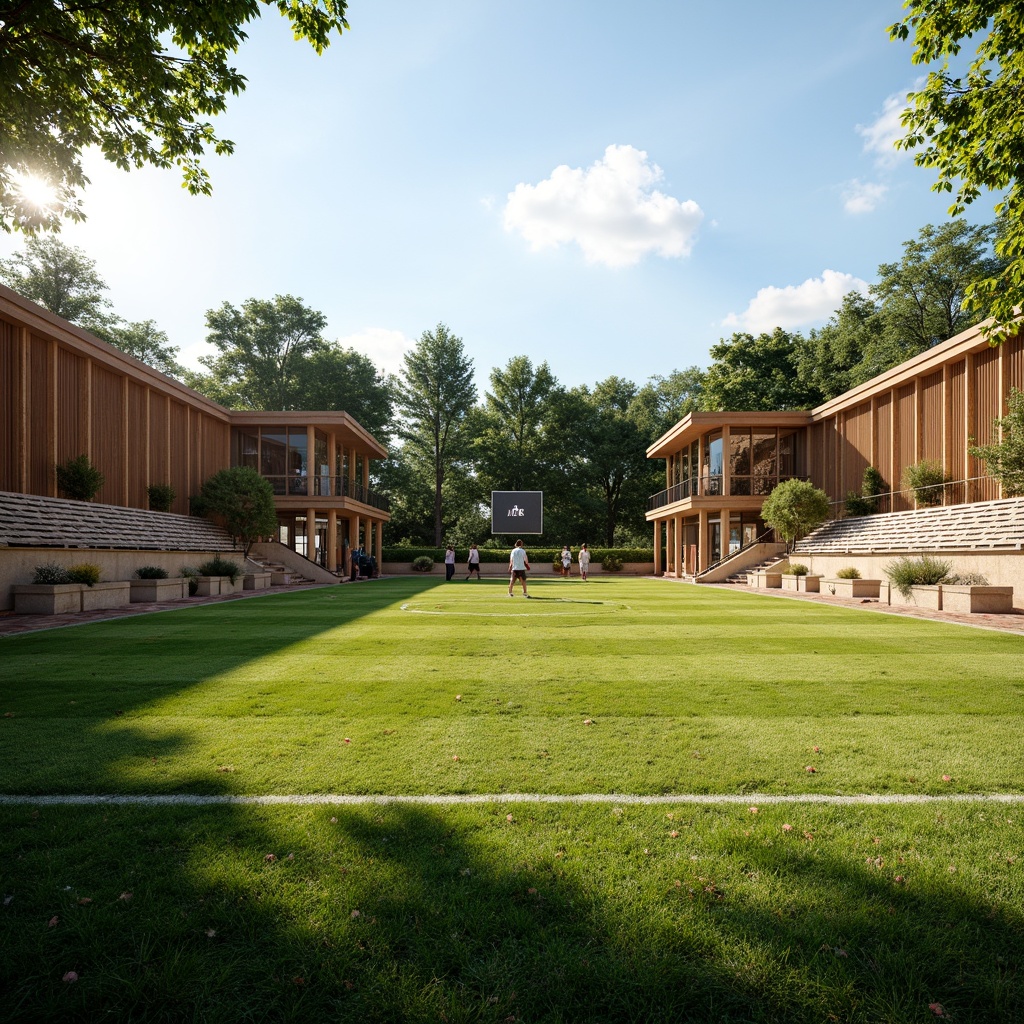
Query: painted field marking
2,793,1023,807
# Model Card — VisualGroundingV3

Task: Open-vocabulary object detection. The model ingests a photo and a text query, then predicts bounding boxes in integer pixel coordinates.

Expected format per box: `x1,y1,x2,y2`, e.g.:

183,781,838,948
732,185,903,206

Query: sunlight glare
13,172,60,211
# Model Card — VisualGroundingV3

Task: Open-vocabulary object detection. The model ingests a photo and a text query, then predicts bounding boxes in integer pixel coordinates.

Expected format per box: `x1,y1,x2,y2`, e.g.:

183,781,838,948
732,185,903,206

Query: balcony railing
647,474,798,511
827,474,1002,519
261,474,391,512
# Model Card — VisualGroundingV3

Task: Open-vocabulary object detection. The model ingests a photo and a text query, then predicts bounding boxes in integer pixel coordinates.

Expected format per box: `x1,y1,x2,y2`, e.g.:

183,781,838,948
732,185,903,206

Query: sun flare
13,172,60,211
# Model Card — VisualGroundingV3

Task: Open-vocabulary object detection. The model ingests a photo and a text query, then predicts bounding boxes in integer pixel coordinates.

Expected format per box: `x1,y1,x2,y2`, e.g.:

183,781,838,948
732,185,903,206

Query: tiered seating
0,491,238,551
794,497,1024,555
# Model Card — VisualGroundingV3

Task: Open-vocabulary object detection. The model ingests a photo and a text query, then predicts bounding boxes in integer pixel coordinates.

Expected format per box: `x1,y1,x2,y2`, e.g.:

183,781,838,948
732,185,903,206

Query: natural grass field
2,576,1023,1022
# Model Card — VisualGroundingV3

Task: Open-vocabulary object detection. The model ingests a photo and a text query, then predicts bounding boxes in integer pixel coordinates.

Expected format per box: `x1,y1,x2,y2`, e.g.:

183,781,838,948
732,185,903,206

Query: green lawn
2,578,1023,1021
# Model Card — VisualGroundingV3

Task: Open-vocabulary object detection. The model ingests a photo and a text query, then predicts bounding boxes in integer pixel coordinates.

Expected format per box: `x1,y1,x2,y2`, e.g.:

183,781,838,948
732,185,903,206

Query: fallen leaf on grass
813,745,820,753
527,888,537,895
205,928,216,938
805,766,817,774
119,892,132,901
216,765,234,773
506,814,514,823
583,719,593,726
455,695,462,701
330,817,338,824
343,738,351,744
748,806,759,814
3,712,14,718
265,854,277,863
293,977,305,986
350,909,361,919
894,875,906,884
781,824,793,833
62,971,78,983
942,774,952,782
48,916,59,927
669,831,680,838
76,897,92,905
929,1005,946,1018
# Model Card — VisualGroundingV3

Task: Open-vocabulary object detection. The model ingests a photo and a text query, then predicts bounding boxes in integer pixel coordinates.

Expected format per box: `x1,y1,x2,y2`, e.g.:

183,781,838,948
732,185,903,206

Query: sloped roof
0,491,238,552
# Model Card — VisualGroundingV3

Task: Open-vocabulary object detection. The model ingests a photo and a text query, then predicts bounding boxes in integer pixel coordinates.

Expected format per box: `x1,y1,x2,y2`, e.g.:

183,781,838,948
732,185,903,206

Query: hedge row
382,547,654,564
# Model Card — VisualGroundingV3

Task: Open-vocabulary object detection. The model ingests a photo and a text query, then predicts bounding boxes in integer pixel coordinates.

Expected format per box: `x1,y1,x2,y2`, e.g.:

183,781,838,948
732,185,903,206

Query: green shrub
835,567,862,580
885,555,952,598
198,468,276,554
863,466,886,500
902,461,948,507
181,566,200,596
969,387,1024,496
601,554,623,572
761,479,831,547
787,563,809,576
945,572,989,586
197,557,240,584
147,484,176,513
844,491,874,517
135,565,169,580
411,556,434,572
32,562,71,585
67,563,101,586
55,454,104,501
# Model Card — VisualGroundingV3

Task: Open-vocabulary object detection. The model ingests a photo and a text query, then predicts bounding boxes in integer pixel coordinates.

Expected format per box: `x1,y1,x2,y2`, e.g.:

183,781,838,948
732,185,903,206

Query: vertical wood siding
920,371,943,463
874,393,892,492
91,365,125,505
169,401,190,507
973,346,1001,499
0,319,18,492
57,347,86,465
843,403,870,494
28,335,52,495
127,379,148,508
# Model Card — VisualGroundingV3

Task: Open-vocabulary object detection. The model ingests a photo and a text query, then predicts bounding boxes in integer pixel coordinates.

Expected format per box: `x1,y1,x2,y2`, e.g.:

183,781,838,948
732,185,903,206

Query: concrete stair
246,554,316,586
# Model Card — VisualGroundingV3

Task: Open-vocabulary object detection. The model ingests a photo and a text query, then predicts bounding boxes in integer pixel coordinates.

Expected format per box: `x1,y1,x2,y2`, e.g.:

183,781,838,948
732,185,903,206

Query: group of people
441,541,592,596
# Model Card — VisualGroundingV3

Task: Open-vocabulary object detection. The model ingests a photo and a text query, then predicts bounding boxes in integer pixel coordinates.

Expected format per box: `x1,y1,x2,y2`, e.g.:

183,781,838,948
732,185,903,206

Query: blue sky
2,0,978,392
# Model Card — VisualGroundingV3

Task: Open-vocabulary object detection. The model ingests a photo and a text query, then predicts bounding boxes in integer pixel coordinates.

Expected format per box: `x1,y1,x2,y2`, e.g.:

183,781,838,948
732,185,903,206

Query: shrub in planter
411,556,434,572
67,563,101,586
787,564,809,576
198,557,240,584
33,562,71,585
135,565,169,580
147,484,176,513
844,492,874,516
181,566,200,596
601,554,623,572
945,571,989,586
835,567,862,580
885,555,952,598
902,460,949,507
56,454,104,501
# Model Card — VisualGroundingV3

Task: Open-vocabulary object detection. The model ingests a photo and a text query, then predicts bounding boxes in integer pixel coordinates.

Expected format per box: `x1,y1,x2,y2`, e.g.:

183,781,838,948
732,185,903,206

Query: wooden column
327,430,337,496
144,388,151,494
306,507,317,564
349,513,360,557
122,374,129,506
870,395,878,470
889,389,898,507
965,351,976,496
666,518,675,576
914,376,923,462
942,364,953,478
721,425,731,497
673,514,682,577
698,509,708,572
375,518,383,567
327,509,338,572
17,327,29,493
306,425,315,498
653,521,661,576
362,454,369,489
47,339,58,495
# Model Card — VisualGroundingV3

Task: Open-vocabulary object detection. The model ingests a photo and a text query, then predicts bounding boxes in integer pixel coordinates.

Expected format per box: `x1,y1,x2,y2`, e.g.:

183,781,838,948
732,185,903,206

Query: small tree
844,465,887,517
198,467,277,555
55,454,104,501
969,387,1024,497
761,479,831,550
902,460,948,507
147,483,176,512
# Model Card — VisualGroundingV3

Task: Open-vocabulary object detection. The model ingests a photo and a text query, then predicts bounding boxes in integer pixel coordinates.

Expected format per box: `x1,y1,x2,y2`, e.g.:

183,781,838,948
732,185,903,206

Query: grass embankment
1,578,1023,1021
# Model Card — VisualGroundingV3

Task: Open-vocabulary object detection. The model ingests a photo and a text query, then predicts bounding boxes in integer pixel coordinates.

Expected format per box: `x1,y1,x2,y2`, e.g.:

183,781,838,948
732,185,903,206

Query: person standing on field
578,543,591,581
467,543,481,580
560,545,572,578
444,545,456,582
508,539,530,597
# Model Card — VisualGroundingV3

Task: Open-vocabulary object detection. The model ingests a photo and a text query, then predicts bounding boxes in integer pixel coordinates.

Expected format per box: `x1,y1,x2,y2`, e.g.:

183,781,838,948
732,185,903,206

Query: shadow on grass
2,801,1020,1022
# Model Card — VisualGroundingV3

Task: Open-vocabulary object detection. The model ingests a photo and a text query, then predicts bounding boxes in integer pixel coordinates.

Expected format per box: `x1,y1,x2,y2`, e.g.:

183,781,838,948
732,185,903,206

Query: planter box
781,574,820,592
821,578,881,599
243,571,272,591
130,578,189,603
12,583,83,614
80,581,131,611
195,576,222,596
270,571,294,586
940,585,1014,614
889,584,942,610
750,571,782,589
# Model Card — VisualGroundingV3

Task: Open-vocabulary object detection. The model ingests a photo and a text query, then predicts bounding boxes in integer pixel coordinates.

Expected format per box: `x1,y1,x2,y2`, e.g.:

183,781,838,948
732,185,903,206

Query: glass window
261,431,287,477
729,430,750,476
752,431,777,477
778,429,800,477
232,430,259,469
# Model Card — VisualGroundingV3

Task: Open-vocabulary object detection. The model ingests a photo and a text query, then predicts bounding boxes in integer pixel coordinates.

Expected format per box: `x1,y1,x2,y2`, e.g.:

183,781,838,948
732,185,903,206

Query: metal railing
827,474,1002,520
647,474,799,511
694,529,778,580
260,474,390,512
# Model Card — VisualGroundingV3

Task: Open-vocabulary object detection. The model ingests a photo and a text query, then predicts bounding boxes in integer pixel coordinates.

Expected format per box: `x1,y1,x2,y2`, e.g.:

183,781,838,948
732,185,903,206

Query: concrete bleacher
793,497,1024,555
0,490,238,552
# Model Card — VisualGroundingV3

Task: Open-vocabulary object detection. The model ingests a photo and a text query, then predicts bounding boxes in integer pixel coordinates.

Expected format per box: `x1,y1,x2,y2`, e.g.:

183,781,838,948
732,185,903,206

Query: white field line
2,792,1024,807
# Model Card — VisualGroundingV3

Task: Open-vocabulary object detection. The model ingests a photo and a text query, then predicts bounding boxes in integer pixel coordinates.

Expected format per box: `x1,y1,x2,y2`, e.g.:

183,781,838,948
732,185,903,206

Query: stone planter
80,581,131,611
940,585,1014,614
270,571,294,586
781,574,820,592
888,584,942,610
821,578,881,599
243,571,272,591
750,571,782,589
194,576,223,596
130,578,189,603
12,583,83,614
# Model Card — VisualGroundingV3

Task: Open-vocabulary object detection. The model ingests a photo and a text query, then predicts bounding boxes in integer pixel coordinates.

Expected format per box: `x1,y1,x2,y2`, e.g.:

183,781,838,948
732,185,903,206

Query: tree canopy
0,0,349,233
891,1,1024,339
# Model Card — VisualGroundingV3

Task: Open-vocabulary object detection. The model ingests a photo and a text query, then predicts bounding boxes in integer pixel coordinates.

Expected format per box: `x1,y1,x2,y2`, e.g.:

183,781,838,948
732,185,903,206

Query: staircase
246,554,317,587
720,553,788,585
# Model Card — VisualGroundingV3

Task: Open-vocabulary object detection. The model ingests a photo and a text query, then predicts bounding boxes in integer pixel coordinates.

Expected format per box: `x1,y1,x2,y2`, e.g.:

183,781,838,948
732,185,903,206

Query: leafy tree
94,319,186,379
0,236,112,326
969,388,1024,496
795,292,883,400
635,366,707,435
703,329,819,411
292,344,394,441
472,356,561,493
1,1,349,233
891,3,1024,339
395,324,477,546
761,479,831,549
193,295,328,410
871,219,1003,358
198,466,277,555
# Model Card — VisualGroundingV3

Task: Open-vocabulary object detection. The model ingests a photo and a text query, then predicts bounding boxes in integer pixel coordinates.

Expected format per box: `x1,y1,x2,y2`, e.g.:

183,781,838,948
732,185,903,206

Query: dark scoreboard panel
490,491,543,535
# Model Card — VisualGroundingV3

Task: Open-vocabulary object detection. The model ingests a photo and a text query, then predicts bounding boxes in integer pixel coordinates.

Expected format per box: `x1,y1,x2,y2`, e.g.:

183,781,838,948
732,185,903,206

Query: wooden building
647,322,1024,577
0,284,389,574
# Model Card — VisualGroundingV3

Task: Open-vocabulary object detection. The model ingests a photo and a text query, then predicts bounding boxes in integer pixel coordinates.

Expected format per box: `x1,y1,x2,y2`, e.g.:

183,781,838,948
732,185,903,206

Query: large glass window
752,430,777,477
232,430,259,469
261,431,288,494
778,429,800,477
287,430,307,495
314,431,329,495
702,432,723,495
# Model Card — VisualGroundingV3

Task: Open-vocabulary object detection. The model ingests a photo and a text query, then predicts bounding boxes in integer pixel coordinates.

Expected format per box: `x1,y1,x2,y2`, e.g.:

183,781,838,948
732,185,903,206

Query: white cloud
857,92,911,166
503,144,703,268
337,327,415,377
722,270,870,333
842,179,888,215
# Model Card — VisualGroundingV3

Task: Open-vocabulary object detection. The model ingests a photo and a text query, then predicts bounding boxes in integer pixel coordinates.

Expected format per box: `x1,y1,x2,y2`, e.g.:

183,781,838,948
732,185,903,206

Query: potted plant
884,555,950,609
13,563,83,614
69,563,131,610
130,565,189,602
821,566,882,599
780,563,820,592
195,556,243,595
